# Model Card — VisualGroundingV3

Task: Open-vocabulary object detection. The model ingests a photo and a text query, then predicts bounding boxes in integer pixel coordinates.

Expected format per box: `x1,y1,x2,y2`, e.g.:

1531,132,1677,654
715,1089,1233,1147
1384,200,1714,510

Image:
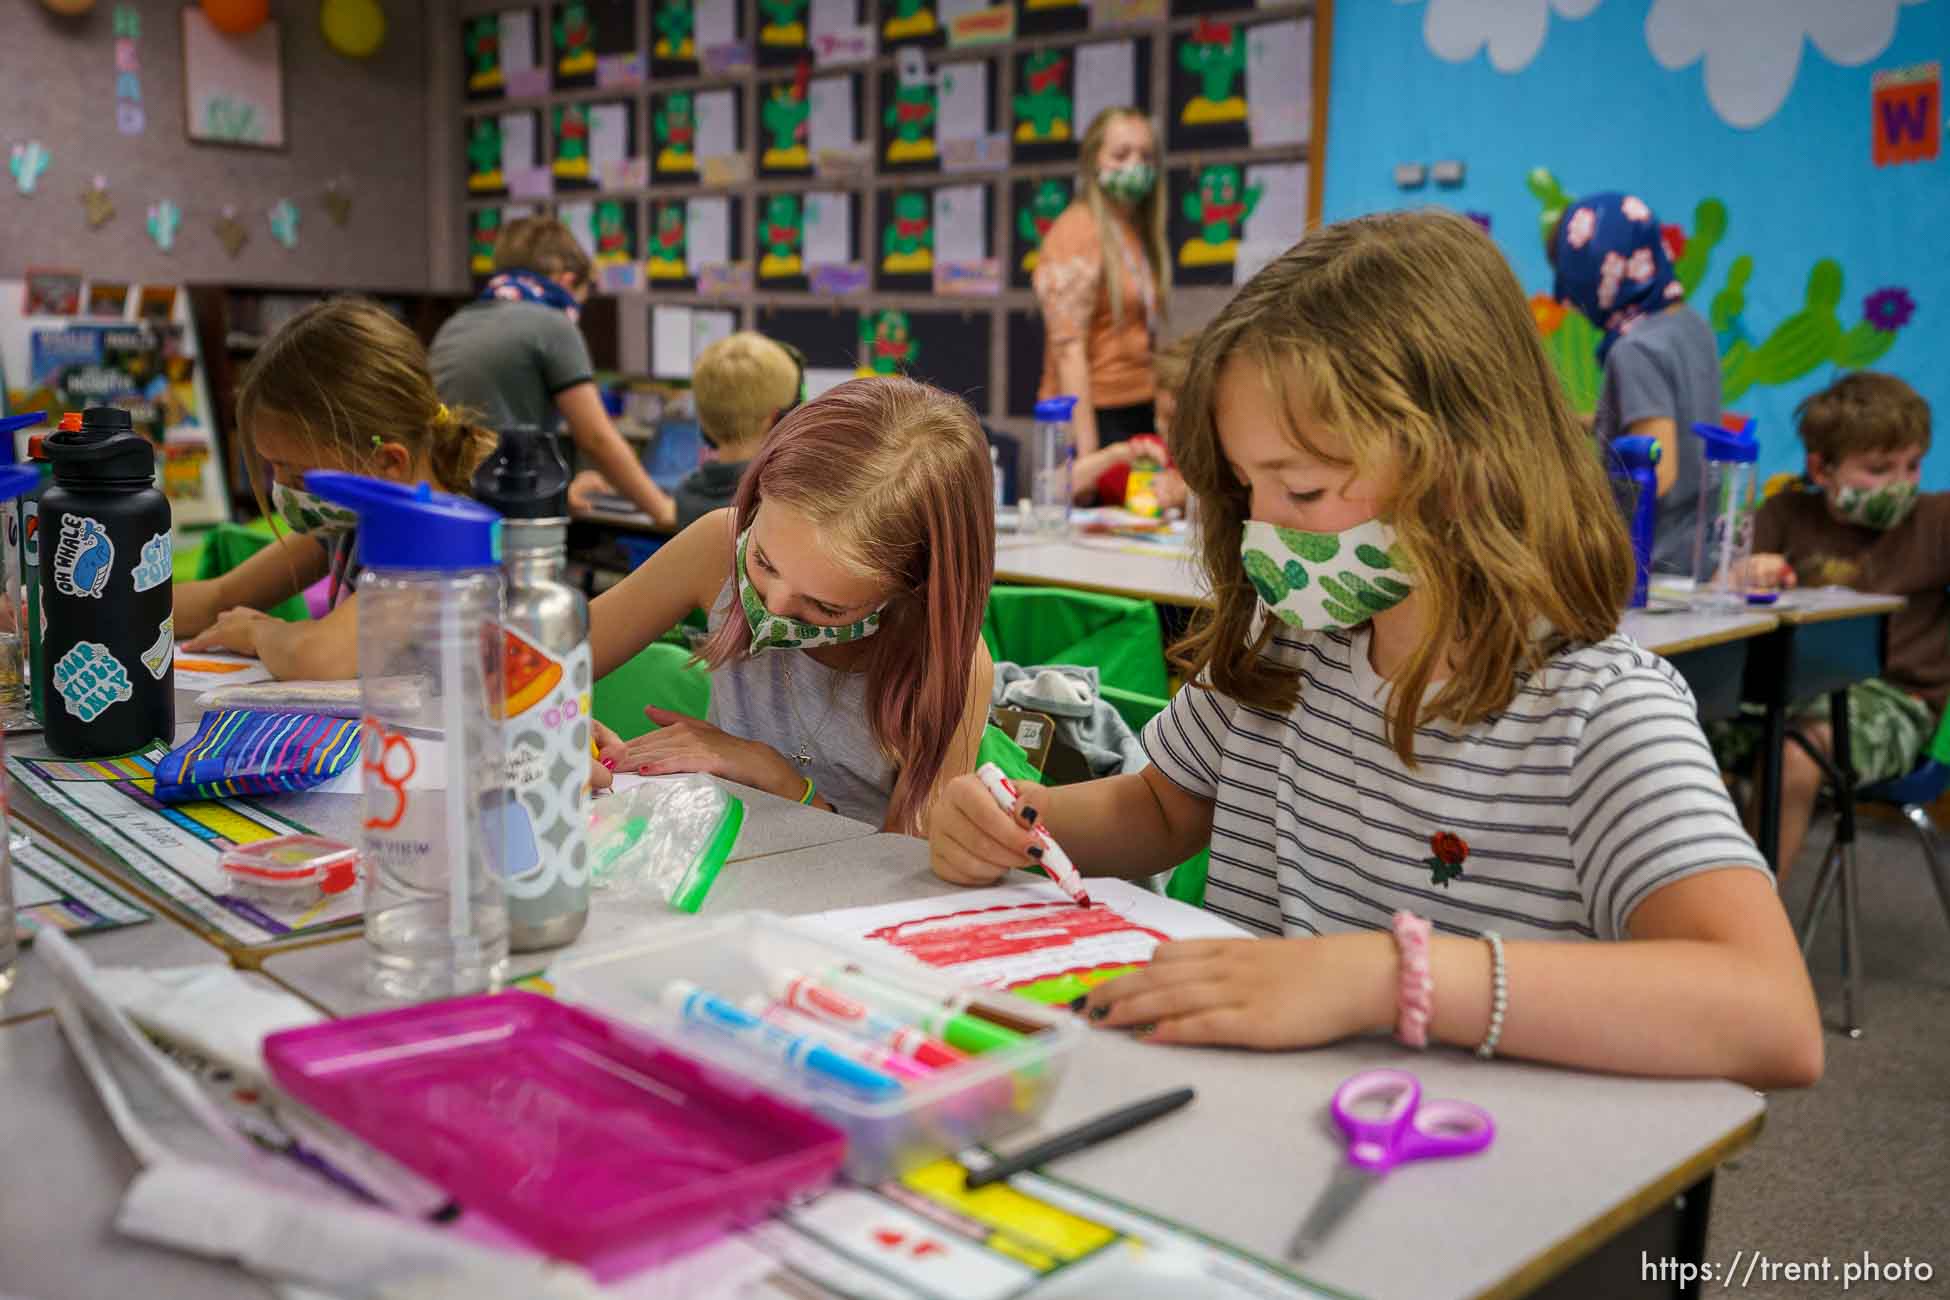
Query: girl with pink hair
590,376,996,834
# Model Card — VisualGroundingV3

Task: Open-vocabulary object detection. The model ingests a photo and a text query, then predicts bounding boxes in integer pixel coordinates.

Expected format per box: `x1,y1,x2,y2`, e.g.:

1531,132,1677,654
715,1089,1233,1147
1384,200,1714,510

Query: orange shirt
1034,204,1159,409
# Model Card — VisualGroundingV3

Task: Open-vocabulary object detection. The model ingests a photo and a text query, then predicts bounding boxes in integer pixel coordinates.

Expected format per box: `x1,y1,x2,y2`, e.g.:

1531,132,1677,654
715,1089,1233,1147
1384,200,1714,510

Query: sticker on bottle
51,640,134,721
131,531,172,592
52,516,115,598
501,632,592,900
141,615,173,679
22,502,39,568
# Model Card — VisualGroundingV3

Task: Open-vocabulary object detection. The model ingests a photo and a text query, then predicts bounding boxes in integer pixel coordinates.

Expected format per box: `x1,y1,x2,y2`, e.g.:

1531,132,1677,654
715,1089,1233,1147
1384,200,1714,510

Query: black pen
962,1087,1196,1189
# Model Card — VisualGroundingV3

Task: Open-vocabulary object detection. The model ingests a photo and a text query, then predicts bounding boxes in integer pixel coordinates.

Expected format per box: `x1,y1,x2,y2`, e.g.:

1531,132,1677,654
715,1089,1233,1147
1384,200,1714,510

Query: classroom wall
1322,0,1947,487
1,0,431,291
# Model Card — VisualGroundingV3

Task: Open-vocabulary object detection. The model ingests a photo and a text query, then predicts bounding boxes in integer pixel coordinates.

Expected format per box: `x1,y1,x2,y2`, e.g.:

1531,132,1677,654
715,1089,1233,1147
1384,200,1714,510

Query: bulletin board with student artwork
651,88,744,181
878,55,998,174
855,308,990,408
550,0,642,91
1168,159,1307,286
756,0,810,66
1168,16,1309,155
1010,176,1073,288
466,203,539,278
1012,37,1151,165
463,7,547,100
756,190,863,293
558,198,643,291
651,0,748,79
758,69,868,179
874,182,993,294
878,0,945,49
466,110,548,199
552,100,644,191
644,196,747,292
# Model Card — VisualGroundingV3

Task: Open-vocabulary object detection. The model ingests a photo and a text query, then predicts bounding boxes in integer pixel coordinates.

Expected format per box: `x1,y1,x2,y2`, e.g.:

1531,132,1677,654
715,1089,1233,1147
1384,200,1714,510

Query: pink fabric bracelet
1391,910,1434,1049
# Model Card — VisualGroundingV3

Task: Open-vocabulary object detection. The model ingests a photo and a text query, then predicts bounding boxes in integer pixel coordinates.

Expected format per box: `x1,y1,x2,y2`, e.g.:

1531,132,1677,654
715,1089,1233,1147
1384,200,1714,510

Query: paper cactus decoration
146,199,181,252
269,199,300,249
1179,20,1246,124
11,141,50,195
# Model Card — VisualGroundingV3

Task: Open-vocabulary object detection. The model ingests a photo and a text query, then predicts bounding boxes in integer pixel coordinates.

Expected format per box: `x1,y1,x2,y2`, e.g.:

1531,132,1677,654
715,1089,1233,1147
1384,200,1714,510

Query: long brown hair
236,297,497,510
699,377,995,832
1077,107,1169,330
1172,209,1634,763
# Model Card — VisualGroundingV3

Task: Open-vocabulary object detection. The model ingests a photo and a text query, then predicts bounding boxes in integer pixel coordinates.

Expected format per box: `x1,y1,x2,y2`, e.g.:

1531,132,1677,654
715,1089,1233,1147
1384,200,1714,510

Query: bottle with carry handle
1690,418,1759,613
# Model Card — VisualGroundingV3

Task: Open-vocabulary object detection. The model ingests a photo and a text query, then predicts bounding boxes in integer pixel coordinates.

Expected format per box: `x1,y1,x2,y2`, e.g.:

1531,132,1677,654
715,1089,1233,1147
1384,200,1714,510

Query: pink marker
768,969,968,1070
976,762,1091,907
744,998,935,1083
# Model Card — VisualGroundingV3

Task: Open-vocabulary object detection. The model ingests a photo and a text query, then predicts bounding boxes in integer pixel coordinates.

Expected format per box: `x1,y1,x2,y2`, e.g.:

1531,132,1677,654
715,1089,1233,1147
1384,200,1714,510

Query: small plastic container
219,834,360,906
548,911,1084,1182
262,990,846,1274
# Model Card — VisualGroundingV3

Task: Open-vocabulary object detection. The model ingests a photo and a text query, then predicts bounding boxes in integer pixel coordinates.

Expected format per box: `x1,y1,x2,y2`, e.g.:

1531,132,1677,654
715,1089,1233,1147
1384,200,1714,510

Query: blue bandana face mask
479,269,581,323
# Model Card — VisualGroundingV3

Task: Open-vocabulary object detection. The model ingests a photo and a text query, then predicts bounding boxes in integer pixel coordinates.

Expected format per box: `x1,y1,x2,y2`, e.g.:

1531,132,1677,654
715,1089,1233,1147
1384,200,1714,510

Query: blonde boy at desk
1739,373,1948,875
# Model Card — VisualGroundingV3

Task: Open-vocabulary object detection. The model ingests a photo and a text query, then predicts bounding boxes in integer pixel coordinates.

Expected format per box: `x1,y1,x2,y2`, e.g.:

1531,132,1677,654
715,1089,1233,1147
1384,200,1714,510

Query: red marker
976,762,1091,907
745,998,936,1083
768,969,968,1070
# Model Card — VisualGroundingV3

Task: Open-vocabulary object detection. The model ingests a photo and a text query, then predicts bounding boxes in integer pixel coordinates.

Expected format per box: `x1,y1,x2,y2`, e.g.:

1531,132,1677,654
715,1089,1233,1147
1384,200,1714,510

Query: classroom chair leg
1899,805,1950,938
1798,840,1843,957
1836,841,1864,1039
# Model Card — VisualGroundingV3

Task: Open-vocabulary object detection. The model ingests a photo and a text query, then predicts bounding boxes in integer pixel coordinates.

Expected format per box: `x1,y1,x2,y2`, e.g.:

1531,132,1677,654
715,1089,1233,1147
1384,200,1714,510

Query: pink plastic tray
263,991,845,1268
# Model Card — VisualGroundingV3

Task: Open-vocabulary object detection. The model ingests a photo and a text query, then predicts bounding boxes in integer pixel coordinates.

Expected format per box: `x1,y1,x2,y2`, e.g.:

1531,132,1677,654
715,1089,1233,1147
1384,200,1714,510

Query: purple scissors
1286,1068,1495,1260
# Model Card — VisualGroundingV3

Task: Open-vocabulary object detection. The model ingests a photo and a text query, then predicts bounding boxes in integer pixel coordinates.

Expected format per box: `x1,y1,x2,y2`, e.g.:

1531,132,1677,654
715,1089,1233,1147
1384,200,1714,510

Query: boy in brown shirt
1743,372,1945,873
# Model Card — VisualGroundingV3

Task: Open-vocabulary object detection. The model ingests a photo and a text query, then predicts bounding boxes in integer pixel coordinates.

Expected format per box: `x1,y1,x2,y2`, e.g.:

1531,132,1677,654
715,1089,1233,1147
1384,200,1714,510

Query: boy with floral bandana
1743,372,1944,874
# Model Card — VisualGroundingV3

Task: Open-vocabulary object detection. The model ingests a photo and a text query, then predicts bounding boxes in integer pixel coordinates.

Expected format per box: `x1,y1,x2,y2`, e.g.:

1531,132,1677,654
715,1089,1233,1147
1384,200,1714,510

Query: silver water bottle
473,428,592,951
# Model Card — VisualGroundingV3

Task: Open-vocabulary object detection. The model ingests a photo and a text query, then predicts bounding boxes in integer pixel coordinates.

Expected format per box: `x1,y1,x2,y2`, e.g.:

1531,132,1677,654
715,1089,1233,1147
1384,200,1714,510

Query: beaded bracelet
1390,910,1434,1049
1475,931,1508,1060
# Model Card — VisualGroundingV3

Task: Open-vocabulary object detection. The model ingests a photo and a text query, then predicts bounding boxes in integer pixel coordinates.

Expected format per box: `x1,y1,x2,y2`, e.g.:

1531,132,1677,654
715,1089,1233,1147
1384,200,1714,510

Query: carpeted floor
1704,814,1950,1298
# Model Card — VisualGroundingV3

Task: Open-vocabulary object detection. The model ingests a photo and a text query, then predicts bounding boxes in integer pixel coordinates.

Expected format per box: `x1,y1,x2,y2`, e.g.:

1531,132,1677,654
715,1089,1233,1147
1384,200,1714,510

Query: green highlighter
828,969,1028,1055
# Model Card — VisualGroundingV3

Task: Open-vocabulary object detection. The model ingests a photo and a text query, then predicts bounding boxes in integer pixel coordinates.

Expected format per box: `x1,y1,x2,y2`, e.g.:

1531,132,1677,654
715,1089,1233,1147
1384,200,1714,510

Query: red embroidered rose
1424,832,1469,887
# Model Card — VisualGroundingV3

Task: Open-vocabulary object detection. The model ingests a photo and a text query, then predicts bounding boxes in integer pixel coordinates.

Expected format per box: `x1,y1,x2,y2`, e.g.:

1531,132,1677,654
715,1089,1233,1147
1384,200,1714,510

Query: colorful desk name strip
10,835,152,938
151,709,361,803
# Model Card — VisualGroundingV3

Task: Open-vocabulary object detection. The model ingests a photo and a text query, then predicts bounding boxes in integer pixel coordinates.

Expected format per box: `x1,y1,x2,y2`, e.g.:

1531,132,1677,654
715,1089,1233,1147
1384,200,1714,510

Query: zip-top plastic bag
589,775,743,913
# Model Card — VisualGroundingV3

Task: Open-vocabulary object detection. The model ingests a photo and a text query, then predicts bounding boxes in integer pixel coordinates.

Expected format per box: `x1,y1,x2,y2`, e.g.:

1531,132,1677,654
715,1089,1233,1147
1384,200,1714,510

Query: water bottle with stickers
472,427,591,952
305,472,510,1001
38,407,174,759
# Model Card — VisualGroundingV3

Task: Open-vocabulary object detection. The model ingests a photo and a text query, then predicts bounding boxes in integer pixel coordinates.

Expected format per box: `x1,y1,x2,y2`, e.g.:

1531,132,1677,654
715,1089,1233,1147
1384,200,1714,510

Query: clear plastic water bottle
1690,419,1760,613
306,471,510,1002
1031,396,1077,535
0,461,50,998
990,443,1004,515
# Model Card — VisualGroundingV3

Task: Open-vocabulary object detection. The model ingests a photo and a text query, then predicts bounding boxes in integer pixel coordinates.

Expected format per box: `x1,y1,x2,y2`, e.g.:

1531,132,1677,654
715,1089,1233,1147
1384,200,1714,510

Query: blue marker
662,979,905,1101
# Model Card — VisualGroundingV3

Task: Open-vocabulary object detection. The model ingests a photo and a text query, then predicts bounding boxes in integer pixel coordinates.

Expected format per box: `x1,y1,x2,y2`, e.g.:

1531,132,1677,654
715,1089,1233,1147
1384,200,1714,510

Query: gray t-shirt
674,460,748,531
429,300,593,432
1593,304,1721,575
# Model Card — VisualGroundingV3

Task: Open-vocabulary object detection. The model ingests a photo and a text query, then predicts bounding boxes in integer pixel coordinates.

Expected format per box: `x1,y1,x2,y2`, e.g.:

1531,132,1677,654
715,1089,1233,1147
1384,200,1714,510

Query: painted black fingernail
1068,995,1089,1012
1089,1004,1109,1022
1134,1023,1156,1039
1027,845,1044,860
1020,805,1038,823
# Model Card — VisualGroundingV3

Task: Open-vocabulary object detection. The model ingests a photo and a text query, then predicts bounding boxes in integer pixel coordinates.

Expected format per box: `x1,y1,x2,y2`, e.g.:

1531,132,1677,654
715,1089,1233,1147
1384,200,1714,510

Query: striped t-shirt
1142,627,1769,941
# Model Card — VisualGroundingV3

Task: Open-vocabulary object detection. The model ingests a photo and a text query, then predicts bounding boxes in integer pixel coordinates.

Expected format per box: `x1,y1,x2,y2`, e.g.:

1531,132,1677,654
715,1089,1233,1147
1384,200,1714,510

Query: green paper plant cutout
1183,165,1260,244
860,309,919,374
1180,21,1245,105
555,3,593,62
1013,51,1070,140
467,118,503,175
763,82,810,154
884,191,932,263
762,193,802,259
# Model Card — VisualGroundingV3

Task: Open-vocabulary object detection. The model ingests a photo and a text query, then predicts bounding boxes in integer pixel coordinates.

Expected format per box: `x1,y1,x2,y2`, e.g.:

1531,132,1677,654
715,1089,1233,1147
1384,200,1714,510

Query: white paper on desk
556,198,599,259
652,305,696,379
588,102,631,168
691,307,736,358
695,0,738,52
92,964,323,1083
499,11,537,74
1236,161,1307,285
932,183,986,263
694,88,738,159
1246,18,1309,147
808,74,856,151
174,648,273,690
802,190,853,265
1074,40,1136,137
685,195,731,271
936,61,988,142
801,878,1247,990
500,110,536,173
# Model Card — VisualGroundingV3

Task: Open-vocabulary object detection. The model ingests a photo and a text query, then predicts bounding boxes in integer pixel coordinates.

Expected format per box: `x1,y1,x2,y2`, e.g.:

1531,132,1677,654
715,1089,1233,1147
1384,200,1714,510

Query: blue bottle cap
1691,420,1758,464
1034,396,1079,422
0,464,40,501
304,471,503,571
1610,433,1661,469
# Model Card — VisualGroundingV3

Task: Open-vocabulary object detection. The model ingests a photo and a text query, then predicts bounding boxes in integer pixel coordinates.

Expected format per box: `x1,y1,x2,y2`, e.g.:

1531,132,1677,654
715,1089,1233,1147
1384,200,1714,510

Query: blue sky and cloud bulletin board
1323,0,1945,485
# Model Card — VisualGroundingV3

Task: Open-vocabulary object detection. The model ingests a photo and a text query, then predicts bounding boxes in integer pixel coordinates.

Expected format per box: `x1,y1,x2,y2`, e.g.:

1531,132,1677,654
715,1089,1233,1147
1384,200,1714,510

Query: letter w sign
1873,62,1940,167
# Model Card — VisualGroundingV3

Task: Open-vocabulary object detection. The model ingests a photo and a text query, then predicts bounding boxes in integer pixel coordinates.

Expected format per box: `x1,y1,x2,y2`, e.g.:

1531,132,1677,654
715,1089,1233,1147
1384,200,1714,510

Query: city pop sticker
53,516,115,598
131,531,172,592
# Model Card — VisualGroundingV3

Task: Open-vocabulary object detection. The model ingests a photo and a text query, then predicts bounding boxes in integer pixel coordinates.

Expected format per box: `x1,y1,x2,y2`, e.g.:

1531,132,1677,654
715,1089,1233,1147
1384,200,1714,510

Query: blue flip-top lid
305,471,503,571
1691,419,1758,464
1611,433,1661,469
0,464,40,500
0,411,46,462
1034,396,1078,422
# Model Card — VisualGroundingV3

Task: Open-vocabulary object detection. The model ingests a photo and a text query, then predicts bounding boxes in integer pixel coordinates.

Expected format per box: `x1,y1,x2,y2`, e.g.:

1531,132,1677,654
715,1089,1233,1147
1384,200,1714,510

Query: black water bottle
39,407,174,757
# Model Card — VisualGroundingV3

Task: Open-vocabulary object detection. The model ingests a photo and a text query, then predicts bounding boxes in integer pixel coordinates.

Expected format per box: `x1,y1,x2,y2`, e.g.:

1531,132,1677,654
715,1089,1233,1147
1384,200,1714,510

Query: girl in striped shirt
929,210,1821,1089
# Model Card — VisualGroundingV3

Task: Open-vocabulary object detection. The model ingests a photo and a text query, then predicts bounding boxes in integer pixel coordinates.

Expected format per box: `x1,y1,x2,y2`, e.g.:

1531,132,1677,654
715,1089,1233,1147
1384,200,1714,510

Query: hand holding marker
976,762,1091,907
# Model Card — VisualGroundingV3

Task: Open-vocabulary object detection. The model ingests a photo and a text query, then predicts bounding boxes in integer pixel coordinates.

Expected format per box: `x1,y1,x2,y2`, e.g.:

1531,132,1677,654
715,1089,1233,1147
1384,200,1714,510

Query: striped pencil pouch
152,709,362,804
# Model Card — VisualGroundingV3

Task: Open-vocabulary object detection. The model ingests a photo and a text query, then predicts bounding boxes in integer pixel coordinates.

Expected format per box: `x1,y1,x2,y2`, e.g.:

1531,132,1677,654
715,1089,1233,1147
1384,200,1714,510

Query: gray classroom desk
1620,607,1780,722
994,534,1208,607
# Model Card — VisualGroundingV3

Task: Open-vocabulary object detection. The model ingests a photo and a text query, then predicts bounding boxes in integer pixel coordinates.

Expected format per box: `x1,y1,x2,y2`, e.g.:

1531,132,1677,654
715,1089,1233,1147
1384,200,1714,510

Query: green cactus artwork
759,193,804,277
883,0,936,41
555,3,594,74
760,0,806,45
1179,20,1246,125
882,191,933,273
1013,51,1071,142
470,209,502,273
594,200,631,263
1178,164,1261,268
654,92,697,171
552,104,590,178
1017,179,1070,273
859,309,919,375
884,83,938,164
655,0,694,59
466,17,502,90
466,117,503,189
1527,167,1916,412
648,203,687,279
762,82,811,167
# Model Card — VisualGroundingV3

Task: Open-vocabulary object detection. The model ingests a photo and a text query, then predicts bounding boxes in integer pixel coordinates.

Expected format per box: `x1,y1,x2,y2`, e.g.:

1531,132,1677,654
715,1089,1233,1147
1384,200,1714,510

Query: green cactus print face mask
1240,518,1415,631
737,528,884,654
1831,480,1919,532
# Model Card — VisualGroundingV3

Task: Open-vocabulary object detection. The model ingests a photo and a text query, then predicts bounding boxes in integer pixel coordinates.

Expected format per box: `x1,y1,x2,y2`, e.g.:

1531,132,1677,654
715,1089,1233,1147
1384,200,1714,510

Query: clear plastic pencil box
548,911,1085,1182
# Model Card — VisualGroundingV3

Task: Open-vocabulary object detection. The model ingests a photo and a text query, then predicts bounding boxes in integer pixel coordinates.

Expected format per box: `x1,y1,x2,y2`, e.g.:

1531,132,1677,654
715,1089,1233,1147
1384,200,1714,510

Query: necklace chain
782,656,840,768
